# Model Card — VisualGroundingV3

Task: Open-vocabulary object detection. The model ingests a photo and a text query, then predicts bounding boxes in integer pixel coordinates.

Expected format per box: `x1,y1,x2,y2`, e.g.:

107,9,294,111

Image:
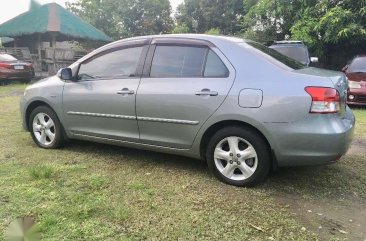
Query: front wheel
206,126,271,187
29,106,63,149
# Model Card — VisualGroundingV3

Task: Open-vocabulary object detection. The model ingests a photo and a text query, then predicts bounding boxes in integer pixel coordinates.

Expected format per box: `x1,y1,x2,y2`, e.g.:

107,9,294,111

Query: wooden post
50,33,57,74
38,34,42,60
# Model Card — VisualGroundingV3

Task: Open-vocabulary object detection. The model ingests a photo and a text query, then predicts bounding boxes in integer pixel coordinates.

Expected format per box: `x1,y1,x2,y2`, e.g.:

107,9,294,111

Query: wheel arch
199,120,277,169
25,100,59,131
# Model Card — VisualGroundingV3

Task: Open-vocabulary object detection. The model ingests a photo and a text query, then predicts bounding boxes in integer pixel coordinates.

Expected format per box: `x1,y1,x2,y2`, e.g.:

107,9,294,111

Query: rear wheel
29,106,63,149
206,126,271,187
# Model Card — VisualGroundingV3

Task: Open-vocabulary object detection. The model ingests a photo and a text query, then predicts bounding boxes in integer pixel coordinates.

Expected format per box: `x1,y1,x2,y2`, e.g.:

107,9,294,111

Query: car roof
77,34,247,63
99,34,246,51
0,53,17,61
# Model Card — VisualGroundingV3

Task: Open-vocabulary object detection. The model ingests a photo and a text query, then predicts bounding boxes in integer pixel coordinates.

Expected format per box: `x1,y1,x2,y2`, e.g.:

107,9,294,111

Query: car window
270,46,309,65
150,46,207,78
246,41,306,70
78,47,143,81
0,54,17,61
204,50,229,77
348,57,366,73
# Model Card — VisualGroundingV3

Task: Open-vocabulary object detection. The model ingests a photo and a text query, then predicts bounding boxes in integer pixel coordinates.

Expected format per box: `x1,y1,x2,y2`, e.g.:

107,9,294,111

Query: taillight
305,87,340,113
0,63,11,69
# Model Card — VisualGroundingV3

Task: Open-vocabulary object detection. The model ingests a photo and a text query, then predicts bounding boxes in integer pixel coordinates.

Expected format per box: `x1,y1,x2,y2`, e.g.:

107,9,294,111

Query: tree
241,0,318,43
172,23,190,33
175,0,244,34
291,0,366,68
67,0,173,40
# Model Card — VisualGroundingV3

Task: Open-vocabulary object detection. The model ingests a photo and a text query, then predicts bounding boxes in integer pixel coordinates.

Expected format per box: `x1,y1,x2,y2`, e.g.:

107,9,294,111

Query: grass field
0,83,365,241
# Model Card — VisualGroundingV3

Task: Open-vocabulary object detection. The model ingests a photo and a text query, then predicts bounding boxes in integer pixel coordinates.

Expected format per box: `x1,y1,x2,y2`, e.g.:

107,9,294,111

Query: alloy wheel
32,113,56,147
213,136,258,181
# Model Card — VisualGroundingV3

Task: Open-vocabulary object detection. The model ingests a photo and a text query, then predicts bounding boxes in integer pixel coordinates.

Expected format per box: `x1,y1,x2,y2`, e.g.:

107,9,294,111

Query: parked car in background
20,34,354,187
342,55,366,106
269,41,318,66
0,53,34,85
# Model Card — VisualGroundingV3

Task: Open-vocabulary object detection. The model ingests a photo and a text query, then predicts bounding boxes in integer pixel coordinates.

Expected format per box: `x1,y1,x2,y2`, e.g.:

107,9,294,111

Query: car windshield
270,45,309,64
348,57,366,73
0,54,17,62
245,41,306,70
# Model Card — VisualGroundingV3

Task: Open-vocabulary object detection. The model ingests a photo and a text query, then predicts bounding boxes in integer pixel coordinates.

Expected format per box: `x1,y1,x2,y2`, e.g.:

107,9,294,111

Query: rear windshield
245,41,306,70
348,57,366,73
270,45,309,64
0,54,17,61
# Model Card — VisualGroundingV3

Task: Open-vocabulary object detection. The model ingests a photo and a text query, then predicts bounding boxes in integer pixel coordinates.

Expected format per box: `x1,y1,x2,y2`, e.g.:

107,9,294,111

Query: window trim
75,43,149,82
143,42,230,79
202,49,230,78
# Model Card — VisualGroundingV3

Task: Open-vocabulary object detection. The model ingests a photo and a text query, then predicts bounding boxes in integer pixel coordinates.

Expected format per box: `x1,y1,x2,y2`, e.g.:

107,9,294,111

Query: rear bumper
347,101,366,106
0,69,34,80
265,107,355,166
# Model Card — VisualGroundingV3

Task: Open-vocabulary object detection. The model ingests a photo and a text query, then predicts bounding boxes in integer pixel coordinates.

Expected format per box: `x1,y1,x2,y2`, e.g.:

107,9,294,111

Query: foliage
172,23,190,33
290,0,366,67
67,0,173,40
175,0,244,34
241,0,317,42
67,0,366,69
205,28,221,35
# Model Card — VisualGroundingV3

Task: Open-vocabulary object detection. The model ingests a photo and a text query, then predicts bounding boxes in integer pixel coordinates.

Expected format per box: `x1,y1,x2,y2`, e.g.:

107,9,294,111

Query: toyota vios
20,35,355,187
342,55,366,106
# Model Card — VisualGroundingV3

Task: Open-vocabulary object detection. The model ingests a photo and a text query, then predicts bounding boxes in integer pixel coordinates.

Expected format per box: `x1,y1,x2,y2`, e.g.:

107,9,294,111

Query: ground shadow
63,139,209,176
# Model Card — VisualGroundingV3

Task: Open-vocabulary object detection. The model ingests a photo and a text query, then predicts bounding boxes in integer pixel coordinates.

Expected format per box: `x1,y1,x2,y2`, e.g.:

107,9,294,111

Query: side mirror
57,68,73,80
310,57,318,63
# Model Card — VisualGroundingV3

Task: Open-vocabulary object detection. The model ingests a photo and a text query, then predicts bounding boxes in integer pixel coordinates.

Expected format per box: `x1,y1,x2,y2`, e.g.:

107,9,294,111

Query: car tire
206,126,271,187
29,106,63,149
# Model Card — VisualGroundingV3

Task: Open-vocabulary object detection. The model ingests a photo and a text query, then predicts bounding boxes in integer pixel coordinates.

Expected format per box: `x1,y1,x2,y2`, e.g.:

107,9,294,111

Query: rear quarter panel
191,40,336,158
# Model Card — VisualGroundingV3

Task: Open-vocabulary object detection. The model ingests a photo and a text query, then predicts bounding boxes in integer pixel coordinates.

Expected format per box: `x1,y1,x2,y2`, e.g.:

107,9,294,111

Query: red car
343,55,366,106
0,53,34,84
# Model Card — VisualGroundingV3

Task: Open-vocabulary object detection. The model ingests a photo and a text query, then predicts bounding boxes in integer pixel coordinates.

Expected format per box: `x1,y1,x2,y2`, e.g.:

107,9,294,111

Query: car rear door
62,40,149,142
136,38,235,149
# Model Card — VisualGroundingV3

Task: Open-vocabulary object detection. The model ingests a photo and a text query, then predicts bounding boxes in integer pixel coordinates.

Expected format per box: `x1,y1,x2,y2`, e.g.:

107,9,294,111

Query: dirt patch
275,194,366,241
0,90,24,98
347,138,366,156
272,141,366,241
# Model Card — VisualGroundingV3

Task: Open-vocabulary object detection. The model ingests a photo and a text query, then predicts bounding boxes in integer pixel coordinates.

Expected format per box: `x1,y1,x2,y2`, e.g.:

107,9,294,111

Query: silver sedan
20,34,355,186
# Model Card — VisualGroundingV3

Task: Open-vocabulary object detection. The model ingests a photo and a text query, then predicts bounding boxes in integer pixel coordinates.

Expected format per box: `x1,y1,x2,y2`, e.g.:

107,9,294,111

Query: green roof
0,3,111,42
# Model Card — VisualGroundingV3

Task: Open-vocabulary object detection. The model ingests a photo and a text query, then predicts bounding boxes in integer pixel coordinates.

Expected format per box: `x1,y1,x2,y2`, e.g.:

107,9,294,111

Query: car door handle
117,88,134,95
195,89,218,96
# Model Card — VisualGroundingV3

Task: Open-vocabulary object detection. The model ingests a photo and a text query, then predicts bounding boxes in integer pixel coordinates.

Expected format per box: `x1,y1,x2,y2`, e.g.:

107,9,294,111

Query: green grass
352,108,366,138
29,165,55,179
0,82,26,95
0,83,365,241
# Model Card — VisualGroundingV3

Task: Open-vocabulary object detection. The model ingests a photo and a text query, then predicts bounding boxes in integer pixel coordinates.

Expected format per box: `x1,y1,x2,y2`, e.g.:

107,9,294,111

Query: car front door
62,41,148,142
136,39,235,149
